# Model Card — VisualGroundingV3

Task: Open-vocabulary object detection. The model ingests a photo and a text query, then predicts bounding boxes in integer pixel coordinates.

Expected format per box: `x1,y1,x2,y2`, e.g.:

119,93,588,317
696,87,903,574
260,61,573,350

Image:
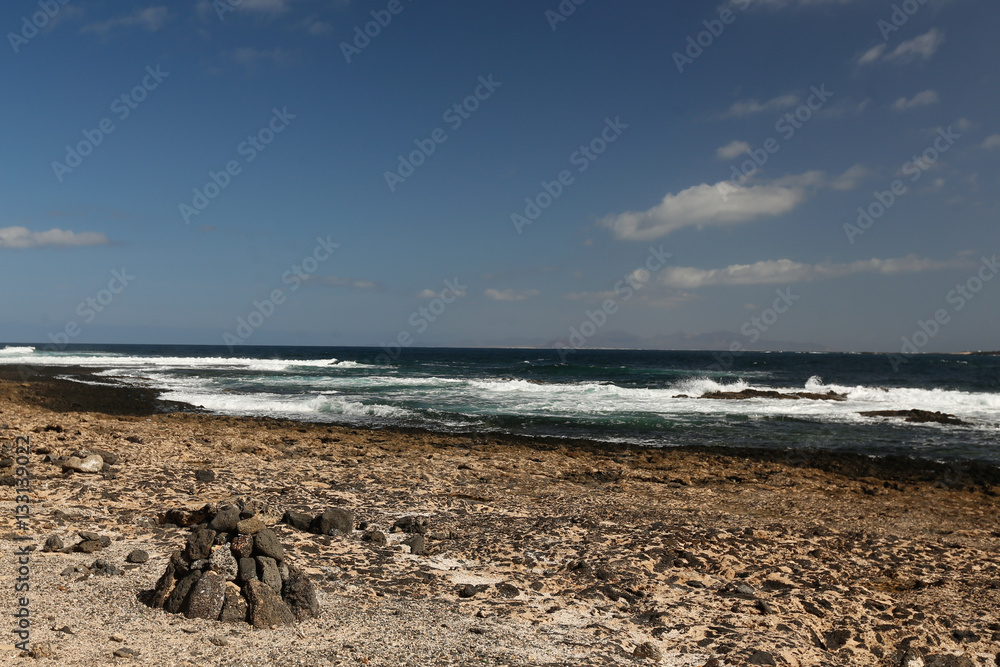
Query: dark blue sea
2,344,998,463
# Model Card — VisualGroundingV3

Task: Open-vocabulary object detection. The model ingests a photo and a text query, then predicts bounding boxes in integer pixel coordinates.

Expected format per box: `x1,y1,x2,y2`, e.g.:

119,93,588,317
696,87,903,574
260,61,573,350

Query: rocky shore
1,368,999,666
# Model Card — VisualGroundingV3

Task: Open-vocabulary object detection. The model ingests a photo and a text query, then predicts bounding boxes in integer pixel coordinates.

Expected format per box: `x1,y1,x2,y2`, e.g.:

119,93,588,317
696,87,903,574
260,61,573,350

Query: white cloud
484,289,539,301
719,94,799,119
0,227,110,249
602,178,814,241
659,255,968,288
859,28,944,65
314,275,380,290
892,89,939,111
830,164,870,191
982,134,1000,150
81,7,168,36
417,286,466,298
716,140,750,160
603,165,866,241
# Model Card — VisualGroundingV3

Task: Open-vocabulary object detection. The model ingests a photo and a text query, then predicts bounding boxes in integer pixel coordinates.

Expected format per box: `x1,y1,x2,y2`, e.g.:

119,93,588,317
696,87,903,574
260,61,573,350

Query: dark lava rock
238,558,258,584
281,510,313,532
458,584,478,598
632,641,662,661
825,629,851,650
245,580,295,628
311,508,354,535
230,533,254,559
91,559,124,576
859,409,969,426
236,515,265,535
254,529,284,561
209,505,240,533
91,448,120,465
186,529,216,561
43,535,64,552
195,469,216,482
282,570,320,621
403,534,426,555
126,549,149,564
219,583,248,623
75,540,103,554
186,571,226,620
257,556,282,593
362,530,387,546
496,583,520,598
150,563,176,608
749,650,777,665
924,656,977,667
165,572,201,614
392,515,428,534
701,388,846,401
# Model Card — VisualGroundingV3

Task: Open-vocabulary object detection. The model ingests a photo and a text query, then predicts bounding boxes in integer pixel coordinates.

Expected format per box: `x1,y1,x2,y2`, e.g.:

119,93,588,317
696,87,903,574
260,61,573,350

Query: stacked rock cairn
148,503,319,627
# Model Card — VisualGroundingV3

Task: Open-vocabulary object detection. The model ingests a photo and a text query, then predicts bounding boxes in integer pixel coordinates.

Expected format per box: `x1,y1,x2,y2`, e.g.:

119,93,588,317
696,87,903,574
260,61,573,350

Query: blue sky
1,0,998,353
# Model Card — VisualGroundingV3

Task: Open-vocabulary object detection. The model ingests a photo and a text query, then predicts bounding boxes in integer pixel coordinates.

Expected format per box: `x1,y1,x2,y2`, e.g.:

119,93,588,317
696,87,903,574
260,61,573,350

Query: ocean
2,344,998,463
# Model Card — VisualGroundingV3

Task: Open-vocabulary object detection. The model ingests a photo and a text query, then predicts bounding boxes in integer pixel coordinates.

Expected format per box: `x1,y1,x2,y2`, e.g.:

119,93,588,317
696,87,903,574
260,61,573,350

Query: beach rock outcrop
698,389,846,401
147,503,318,626
859,409,968,425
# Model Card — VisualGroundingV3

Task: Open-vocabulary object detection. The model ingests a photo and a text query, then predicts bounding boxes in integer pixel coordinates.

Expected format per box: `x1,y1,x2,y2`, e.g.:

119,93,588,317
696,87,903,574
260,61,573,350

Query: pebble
126,549,149,564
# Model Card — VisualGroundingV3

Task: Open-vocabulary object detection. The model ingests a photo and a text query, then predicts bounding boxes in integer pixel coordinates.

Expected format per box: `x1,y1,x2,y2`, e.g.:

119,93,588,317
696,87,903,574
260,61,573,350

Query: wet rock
126,549,149,564
186,529,216,561
254,529,284,561
186,571,226,620
311,508,354,535
860,409,968,426
282,570,319,621
245,580,295,628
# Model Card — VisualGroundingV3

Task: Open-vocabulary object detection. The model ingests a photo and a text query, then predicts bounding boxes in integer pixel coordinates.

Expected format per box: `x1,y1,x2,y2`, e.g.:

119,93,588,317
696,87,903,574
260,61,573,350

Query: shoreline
1,367,999,665
4,364,999,488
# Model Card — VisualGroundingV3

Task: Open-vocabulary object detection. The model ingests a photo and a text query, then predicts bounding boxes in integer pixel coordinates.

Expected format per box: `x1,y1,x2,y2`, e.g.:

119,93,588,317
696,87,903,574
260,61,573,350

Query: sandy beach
1,367,999,666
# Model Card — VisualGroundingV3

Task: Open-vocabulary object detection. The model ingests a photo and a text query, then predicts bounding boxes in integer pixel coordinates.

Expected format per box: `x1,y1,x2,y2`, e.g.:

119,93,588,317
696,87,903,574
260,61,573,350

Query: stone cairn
148,503,318,627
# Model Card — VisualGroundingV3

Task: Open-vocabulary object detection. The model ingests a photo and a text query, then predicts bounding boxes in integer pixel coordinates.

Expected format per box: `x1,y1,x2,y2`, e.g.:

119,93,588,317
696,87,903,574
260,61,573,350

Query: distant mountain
453,330,832,352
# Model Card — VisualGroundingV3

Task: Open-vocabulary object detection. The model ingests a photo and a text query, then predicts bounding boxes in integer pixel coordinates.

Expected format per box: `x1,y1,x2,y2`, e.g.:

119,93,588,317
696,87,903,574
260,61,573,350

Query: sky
1,0,998,353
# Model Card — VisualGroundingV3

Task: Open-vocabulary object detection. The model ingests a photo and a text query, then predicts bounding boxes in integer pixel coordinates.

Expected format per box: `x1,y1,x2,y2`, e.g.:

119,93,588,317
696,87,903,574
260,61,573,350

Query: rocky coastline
1,367,998,666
